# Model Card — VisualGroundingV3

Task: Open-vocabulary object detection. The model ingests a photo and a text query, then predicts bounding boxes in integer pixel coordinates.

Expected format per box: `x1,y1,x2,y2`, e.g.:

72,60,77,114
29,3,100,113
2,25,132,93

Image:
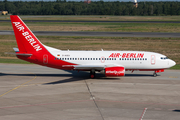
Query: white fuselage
46,46,176,70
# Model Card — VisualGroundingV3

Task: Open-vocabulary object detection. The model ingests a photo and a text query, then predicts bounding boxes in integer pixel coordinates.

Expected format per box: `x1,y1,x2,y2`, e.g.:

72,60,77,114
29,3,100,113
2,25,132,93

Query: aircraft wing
63,64,123,71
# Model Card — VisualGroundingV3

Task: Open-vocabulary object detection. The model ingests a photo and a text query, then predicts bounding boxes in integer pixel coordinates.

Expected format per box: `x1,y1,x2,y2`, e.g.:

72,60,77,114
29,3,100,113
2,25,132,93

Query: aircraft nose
169,59,176,67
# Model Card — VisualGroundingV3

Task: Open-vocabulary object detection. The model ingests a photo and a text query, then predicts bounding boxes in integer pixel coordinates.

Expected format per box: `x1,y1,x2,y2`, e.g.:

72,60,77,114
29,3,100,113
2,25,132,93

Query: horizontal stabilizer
13,48,19,52
5,52,32,56
5,48,32,56
15,53,32,56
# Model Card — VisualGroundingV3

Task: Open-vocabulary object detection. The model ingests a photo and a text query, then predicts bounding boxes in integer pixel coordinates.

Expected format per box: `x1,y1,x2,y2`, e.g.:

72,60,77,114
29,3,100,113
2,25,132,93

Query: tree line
1,0,180,16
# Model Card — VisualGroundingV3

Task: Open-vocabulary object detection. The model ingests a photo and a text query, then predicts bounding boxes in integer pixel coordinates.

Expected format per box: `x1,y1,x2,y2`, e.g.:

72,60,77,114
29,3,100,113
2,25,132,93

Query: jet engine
104,66,125,77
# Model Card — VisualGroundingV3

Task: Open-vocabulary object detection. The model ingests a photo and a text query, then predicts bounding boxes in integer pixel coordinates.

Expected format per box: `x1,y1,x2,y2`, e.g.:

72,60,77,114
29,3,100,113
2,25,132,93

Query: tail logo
13,22,42,52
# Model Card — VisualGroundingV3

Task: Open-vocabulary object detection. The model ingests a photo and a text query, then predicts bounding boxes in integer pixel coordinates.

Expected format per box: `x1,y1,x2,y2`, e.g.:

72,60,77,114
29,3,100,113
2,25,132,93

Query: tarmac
0,63,180,120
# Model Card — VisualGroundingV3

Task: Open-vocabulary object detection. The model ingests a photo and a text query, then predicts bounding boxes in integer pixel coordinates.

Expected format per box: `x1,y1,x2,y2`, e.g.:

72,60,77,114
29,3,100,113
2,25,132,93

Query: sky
4,0,180,1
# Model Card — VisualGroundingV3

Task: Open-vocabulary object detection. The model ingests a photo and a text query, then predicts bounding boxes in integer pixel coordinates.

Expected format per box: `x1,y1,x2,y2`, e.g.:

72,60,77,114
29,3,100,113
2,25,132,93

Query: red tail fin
10,15,44,53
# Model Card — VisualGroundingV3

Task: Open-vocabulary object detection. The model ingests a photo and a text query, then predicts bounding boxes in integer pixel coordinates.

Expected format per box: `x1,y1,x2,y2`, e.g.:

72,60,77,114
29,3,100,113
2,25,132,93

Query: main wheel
90,74,95,79
153,72,157,77
90,70,95,79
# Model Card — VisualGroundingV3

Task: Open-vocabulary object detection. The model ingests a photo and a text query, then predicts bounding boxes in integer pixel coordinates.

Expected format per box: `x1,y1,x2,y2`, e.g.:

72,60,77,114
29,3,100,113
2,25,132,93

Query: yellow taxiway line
0,73,37,98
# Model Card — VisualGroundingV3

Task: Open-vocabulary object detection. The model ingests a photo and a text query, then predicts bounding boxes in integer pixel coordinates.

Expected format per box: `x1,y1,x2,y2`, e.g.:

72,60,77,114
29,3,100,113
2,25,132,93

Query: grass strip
1,21,180,33
0,58,32,64
169,64,180,70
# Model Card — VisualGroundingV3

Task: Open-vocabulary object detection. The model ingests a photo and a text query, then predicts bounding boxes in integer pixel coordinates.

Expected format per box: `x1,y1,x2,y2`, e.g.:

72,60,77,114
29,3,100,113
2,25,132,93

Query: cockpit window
161,57,168,60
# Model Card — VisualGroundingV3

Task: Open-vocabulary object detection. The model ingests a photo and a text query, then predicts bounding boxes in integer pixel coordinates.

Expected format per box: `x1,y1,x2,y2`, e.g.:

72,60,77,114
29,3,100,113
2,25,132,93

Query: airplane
133,0,138,8
10,15,176,78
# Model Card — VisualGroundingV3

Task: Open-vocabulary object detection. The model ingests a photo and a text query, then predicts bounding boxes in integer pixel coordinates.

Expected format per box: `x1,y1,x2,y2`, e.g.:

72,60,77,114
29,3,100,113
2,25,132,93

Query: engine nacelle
105,66,125,77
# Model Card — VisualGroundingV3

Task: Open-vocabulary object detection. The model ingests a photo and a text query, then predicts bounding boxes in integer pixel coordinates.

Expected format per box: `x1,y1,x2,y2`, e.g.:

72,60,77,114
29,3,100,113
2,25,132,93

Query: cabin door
151,55,155,65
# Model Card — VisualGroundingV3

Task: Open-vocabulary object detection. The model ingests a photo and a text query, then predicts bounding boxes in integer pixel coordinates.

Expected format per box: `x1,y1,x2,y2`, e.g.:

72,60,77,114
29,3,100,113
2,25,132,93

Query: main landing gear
153,71,157,77
90,70,95,79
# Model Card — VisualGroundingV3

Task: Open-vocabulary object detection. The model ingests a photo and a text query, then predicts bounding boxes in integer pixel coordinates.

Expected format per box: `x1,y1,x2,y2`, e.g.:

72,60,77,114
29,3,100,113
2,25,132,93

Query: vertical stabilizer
10,15,44,53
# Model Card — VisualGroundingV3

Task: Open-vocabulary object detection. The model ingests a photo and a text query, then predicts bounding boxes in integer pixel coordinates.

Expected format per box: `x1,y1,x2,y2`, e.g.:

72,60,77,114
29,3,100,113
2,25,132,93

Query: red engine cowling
105,66,125,77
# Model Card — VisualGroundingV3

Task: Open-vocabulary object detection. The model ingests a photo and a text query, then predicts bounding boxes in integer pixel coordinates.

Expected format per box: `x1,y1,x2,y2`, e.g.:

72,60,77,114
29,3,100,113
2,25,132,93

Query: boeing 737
10,15,176,78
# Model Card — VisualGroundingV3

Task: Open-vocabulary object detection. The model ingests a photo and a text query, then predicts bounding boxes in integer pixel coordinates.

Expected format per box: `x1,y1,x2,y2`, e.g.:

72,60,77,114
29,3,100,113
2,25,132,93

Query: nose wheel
90,70,95,79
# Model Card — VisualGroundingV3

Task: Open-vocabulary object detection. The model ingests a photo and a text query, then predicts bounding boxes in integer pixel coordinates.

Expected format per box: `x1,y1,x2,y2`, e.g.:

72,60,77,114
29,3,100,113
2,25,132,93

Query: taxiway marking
0,73,37,98
139,108,147,120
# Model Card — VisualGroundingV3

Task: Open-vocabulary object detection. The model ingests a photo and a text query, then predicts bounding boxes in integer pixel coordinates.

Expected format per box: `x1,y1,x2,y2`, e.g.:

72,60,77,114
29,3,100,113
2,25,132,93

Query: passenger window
127,58,129,60
55,58,56,60
67,58,69,60
119,58,121,60
125,58,126,60
122,58,124,60
91,58,92,60
80,58,82,60
132,58,134,60
93,58,95,60
62,58,64,60
96,58,98,60
75,58,77,60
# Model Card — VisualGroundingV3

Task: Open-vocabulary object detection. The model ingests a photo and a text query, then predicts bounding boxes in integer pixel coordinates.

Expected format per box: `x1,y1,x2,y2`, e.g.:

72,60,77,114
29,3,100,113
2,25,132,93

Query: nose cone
169,59,176,67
